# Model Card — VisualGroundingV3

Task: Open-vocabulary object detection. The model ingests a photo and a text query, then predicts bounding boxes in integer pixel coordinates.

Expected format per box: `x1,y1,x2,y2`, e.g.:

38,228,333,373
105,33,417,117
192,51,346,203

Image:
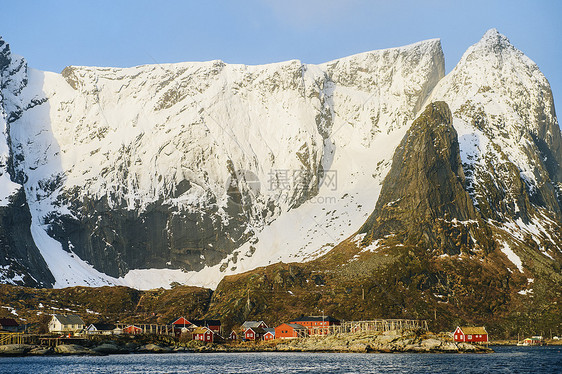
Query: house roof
290,316,340,323
172,317,191,325
459,326,487,335
53,314,85,325
264,328,275,335
0,318,19,327
189,319,221,327
242,320,267,328
285,323,307,330
89,323,116,331
246,327,267,334
192,326,212,334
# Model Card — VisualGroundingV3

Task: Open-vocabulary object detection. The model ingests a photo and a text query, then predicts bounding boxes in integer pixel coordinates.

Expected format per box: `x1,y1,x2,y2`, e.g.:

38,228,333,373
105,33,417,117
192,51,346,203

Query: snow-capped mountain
428,29,562,267
0,29,560,290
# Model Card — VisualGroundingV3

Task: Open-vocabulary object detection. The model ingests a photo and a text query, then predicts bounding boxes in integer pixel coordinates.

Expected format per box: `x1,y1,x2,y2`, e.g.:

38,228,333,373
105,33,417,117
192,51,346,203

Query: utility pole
362,286,365,300
247,289,250,310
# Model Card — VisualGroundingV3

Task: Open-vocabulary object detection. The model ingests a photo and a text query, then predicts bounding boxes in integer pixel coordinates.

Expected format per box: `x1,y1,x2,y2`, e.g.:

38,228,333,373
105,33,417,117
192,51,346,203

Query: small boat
516,341,530,346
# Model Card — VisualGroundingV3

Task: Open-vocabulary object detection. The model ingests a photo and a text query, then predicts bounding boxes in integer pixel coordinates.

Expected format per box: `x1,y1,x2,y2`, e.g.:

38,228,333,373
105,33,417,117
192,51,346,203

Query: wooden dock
0,332,88,346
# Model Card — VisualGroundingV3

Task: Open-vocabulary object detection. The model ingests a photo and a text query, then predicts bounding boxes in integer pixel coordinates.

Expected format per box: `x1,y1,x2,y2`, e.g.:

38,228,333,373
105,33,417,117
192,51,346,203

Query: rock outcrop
54,344,97,355
359,101,494,255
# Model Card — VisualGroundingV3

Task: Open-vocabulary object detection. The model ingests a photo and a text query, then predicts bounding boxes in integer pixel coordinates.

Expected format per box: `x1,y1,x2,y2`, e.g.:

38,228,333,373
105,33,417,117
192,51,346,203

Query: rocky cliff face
358,101,493,255
0,39,54,287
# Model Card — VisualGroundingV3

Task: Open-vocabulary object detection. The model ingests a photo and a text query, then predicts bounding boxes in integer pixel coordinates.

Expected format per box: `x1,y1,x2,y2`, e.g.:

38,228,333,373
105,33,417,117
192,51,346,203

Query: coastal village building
289,316,340,336
263,328,275,341
86,323,118,335
191,320,222,334
48,314,85,334
245,327,266,341
229,330,238,340
171,317,191,328
193,326,215,342
171,317,193,335
275,323,308,339
0,318,19,332
453,326,488,343
522,336,544,346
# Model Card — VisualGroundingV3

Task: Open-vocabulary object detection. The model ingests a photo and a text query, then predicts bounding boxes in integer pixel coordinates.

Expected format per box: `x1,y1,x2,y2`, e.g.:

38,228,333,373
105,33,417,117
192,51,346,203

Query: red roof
172,317,192,326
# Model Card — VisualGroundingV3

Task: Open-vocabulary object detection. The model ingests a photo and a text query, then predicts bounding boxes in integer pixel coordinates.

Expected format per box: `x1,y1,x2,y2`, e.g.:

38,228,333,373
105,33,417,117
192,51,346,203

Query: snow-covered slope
0,38,54,287
9,38,444,288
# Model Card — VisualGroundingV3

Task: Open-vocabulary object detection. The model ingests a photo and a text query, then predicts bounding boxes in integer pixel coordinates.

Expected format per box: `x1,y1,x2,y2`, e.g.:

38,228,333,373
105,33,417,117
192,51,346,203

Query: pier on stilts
309,319,428,336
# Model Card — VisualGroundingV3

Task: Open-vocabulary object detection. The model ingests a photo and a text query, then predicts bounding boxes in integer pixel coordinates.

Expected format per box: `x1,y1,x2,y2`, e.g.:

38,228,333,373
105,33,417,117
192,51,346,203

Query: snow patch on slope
500,242,524,272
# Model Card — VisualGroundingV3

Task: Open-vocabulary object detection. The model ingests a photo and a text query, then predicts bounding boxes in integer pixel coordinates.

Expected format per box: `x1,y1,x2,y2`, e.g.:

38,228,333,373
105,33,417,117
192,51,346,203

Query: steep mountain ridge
4,37,444,288
0,39,54,287
358,101,494,255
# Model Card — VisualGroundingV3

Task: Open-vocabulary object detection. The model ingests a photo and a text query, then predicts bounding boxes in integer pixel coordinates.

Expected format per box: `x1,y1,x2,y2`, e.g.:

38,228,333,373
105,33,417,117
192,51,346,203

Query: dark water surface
1,346,561,373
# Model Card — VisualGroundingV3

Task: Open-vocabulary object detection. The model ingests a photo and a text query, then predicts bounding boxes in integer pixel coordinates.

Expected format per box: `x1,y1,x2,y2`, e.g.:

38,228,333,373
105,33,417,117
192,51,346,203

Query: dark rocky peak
359,101,491,255
0,38,11,72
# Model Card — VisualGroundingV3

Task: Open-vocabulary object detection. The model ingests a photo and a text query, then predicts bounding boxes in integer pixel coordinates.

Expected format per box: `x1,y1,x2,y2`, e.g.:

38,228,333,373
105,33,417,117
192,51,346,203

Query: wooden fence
114,323,178,336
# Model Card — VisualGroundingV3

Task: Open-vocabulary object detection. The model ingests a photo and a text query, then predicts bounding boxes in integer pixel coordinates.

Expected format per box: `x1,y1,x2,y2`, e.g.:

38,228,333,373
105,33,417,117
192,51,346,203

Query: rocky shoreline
0,330,492,356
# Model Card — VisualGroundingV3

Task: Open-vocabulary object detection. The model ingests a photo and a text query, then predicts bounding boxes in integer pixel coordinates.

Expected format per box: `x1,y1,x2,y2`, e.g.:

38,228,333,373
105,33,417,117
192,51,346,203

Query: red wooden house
275,323,308,339
453,326,488,343
245,327,266,341
229,330,238,340
193,326,215,342
263,328,275,341
289,316,340,336
123,325,143,335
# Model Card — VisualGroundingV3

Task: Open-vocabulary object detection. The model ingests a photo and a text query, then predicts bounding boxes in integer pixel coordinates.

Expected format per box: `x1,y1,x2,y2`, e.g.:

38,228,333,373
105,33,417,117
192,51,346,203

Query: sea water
0,346,560,373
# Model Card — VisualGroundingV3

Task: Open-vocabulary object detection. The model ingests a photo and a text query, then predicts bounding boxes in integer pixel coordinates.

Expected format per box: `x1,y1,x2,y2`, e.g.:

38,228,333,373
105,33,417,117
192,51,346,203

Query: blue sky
2,0,561,114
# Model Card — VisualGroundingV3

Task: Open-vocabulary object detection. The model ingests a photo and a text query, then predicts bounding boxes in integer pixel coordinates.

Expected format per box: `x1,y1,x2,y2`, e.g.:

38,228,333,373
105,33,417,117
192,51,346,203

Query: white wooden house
48,314,85,334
